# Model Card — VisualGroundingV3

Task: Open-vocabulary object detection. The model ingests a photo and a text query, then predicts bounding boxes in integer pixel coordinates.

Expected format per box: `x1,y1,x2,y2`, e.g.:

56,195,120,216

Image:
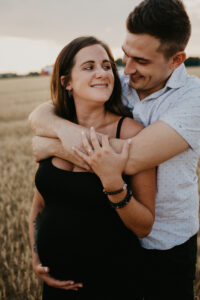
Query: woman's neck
75,101,109,130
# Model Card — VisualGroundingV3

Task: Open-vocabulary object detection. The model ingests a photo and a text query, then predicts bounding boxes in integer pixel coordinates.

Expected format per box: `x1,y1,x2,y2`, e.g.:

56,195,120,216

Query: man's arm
29,102,189,174
117,121,189,175
28,101,78,138
29,102,91,168
31,136,90,170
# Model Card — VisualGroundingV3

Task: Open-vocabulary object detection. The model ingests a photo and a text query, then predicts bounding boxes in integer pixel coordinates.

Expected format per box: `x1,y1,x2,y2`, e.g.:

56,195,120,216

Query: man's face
122,32,174,99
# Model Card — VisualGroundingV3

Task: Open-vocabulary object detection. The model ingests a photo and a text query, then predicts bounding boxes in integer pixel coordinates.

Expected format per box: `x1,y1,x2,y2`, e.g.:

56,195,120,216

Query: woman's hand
73,127,131,186
32,254,83,291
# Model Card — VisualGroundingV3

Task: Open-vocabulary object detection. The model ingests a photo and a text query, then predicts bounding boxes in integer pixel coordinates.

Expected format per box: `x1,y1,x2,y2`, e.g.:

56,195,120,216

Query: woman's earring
67,90,72,99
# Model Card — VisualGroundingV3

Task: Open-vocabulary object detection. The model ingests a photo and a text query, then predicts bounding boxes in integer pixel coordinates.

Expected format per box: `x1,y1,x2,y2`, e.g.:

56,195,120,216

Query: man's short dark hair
126,0,191,58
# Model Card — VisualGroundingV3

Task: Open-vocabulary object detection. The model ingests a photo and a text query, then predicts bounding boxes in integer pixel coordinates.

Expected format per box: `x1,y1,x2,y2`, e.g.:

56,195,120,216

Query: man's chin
129,80,141,90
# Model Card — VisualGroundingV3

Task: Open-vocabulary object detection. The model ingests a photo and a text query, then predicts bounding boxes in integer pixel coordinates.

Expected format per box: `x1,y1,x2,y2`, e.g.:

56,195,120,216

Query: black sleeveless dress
35,117,142,300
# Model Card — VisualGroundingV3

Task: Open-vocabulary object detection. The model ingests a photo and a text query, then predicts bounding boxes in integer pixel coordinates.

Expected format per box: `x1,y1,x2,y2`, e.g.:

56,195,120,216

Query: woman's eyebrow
80,60,95,66
80,59,111,66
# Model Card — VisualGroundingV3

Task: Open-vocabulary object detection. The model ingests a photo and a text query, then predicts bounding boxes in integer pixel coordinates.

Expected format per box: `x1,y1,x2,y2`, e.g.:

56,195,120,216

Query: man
29,0,200,299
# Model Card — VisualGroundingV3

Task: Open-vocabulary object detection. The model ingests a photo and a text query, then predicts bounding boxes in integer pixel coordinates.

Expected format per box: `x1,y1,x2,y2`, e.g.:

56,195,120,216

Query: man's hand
28,102,57,137
32,136,56,162
33,256,83,291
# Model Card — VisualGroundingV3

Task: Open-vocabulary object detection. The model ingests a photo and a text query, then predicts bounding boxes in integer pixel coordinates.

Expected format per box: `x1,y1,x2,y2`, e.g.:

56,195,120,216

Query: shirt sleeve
159,95,200,152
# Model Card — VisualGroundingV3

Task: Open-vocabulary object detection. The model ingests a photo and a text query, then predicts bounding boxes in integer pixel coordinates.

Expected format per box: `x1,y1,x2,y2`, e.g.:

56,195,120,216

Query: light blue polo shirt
120,64,200,250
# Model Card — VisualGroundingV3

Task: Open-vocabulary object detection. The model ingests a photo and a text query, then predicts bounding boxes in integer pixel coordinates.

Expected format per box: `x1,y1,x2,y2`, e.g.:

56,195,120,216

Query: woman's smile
90,83,109,88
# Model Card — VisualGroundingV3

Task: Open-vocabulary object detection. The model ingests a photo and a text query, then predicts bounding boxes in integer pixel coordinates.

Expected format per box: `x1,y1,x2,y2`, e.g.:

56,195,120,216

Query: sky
0,0,200,74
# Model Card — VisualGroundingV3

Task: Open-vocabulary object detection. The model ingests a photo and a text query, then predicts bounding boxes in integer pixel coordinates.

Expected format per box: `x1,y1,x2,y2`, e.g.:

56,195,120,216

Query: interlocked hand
73,127,131,183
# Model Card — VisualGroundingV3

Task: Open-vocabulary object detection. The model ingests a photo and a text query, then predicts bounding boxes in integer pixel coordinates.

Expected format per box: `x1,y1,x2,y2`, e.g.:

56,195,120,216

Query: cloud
0,0,140,47
183,0,200,55
0,0,199,73
1,0,199,54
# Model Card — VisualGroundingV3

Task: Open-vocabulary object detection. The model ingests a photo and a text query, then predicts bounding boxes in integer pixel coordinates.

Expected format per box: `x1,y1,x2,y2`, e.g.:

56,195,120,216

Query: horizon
1,55,200,77
1,0,200,74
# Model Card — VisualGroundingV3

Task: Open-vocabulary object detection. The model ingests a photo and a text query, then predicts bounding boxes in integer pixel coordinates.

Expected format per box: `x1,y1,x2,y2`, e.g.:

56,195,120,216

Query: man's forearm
28,101,70,138
110,120,189,174
29,101,103,159
29,101,90,148
57,119,188,174
29,102,189,173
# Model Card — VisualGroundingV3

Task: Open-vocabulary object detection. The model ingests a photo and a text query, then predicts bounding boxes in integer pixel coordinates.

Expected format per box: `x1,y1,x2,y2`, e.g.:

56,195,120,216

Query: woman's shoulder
119,117,144,139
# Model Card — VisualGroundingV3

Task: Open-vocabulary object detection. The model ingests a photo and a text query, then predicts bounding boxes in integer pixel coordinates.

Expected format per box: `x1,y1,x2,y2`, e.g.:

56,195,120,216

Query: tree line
1,57,200,79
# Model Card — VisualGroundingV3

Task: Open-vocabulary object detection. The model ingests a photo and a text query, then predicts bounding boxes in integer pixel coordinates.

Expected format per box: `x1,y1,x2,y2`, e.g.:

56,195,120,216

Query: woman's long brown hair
51,36,132,123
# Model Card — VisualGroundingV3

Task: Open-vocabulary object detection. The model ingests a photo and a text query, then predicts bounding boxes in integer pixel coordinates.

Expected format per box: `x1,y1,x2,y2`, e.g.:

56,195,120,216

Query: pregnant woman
29,36,156,300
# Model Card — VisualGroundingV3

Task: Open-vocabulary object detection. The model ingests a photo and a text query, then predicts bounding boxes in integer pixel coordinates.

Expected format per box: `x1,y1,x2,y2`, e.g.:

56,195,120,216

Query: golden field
186,66,200,77
0,68,200,299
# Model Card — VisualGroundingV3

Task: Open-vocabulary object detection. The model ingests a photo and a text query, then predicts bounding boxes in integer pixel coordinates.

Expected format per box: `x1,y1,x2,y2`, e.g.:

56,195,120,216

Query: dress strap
116,117,125,138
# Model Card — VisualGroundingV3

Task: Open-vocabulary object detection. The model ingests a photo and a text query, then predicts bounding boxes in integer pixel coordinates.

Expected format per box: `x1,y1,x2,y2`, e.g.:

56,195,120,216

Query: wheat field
0,70,200,299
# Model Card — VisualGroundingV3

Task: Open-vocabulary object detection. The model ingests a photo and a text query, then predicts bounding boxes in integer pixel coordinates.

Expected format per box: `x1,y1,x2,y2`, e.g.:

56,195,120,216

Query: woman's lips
91,83,108,88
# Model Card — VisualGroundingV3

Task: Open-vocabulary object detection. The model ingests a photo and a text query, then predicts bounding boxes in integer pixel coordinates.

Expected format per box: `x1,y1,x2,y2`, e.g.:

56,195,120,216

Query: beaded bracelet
103,182,127,195
108,186,133,209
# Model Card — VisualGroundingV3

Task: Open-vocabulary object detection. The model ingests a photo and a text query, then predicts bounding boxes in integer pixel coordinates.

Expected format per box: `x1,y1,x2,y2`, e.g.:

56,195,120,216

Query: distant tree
0,73,18,78
115,58,124,67
27,72,40,77
184,57,200,67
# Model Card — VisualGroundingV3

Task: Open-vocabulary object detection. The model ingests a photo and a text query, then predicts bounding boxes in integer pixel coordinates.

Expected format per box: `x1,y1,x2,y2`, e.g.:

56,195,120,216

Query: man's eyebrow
121,46,150,62
80,59,111,66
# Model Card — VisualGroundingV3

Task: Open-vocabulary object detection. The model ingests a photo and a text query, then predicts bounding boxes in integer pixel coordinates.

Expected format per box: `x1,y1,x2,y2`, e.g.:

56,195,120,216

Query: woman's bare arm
29,189,45,257
106,118,156,237
104,168,156,237
29,188,83,290
73,119,156,237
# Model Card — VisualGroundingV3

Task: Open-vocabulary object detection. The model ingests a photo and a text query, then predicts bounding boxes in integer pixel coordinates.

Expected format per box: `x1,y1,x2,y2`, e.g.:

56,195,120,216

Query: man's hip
141,234,198,300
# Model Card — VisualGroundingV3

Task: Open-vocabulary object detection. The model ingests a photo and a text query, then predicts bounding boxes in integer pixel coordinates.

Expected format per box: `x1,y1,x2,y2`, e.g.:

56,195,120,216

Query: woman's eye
84,66,93,70
103,65,112,70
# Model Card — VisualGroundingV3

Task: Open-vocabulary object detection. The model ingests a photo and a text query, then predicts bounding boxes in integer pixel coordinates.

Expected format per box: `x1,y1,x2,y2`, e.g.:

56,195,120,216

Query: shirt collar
165,63,187,89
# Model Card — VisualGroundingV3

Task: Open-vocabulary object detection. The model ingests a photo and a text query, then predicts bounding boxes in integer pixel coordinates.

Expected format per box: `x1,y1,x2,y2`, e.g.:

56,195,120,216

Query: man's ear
60,76,72,90
170,51,186,71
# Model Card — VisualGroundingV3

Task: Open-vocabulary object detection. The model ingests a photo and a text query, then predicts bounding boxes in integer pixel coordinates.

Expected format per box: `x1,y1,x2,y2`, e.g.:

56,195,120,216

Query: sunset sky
0,0,199,74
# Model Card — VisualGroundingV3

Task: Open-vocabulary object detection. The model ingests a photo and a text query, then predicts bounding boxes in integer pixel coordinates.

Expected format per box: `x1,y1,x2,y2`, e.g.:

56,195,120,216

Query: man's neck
137,74,173,100
137,81,167,100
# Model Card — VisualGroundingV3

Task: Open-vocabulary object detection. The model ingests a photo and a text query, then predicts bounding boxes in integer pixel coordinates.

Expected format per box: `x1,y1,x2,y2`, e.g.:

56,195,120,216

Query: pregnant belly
37,207,138,270
38,209,107,261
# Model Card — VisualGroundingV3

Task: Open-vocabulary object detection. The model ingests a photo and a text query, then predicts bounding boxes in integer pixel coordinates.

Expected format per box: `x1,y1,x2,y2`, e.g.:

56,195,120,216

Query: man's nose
123,57,136,75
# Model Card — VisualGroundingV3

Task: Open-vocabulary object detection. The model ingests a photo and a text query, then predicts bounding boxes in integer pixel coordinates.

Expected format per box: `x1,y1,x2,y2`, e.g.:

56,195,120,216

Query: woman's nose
95,67,107,78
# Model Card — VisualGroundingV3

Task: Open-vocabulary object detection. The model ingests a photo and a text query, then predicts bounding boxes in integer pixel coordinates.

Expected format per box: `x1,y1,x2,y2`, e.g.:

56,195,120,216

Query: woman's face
66,44,114,105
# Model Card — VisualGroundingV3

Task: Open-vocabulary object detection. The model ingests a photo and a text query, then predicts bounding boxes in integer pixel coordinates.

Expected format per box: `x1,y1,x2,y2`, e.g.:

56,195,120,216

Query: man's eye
137,60,148,65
